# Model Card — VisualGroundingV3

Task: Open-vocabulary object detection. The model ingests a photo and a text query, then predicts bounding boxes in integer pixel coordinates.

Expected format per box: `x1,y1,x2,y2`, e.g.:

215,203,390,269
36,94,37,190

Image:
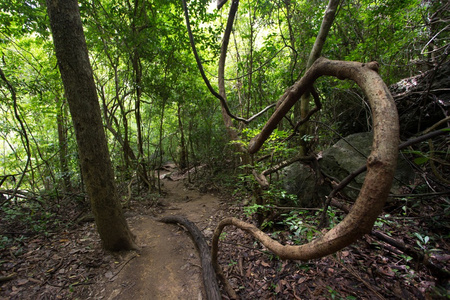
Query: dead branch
329,198,450,280
0,273,17,283
0,67,32,201
159,216,222,300
371,230,450,281
261,154,314,176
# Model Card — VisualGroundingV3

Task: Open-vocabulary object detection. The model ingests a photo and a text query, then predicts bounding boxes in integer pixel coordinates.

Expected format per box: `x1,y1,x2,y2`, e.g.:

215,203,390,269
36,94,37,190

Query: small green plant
219,232,227,241
296,263,311,272
261,220,273,230
327,286,340,299
279,211,319,244
374,214,395,233
413,232,430,252
243,203,265,217
228,259,237,267
0,236,12,249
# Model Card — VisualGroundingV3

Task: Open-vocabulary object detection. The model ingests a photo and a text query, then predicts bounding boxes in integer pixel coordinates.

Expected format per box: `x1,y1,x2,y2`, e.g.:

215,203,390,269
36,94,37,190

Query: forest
0,0,449,299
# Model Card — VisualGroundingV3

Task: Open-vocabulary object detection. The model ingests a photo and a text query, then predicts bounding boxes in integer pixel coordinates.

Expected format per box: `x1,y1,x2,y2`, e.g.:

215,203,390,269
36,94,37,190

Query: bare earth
96,176,223,300
1,166,446,299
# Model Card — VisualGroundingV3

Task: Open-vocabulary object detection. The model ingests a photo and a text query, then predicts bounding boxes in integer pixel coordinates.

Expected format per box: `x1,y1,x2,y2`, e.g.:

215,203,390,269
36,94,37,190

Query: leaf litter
0,168,449,299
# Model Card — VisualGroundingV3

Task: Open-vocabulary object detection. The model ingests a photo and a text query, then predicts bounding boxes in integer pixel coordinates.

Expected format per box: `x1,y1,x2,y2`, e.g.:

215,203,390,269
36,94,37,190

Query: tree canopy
0,0,449,298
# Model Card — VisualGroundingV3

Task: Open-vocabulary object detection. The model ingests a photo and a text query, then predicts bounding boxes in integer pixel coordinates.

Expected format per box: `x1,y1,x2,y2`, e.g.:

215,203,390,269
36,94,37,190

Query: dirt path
98,174,223,300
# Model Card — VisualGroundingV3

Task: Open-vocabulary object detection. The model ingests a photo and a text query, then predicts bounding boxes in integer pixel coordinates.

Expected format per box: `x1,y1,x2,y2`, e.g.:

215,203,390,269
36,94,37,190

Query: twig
109,252,138,281
0,273,17,283
332,255,387,300
320,127,450,226
371,230,450,281
181,0,273,125
0,67,32,202
329,199,450,280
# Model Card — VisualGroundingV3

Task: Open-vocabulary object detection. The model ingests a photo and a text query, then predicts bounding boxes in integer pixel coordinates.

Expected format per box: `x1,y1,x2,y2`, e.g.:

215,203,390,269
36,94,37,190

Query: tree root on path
158,216,221,300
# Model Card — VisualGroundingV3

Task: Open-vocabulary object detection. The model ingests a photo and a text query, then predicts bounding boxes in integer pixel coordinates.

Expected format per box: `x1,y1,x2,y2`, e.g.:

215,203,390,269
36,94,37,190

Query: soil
87,167,226,300
0,165,449,299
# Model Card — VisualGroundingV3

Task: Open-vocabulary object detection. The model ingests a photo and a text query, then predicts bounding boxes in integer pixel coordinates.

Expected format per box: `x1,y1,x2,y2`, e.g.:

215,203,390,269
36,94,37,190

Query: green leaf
413,156,429,165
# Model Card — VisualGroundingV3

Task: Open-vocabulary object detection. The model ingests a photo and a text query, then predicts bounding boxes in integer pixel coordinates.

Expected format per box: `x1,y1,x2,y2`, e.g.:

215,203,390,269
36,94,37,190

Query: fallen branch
159,216,221,300
331,198,450,281
371,230,450,281
261,154,314,176
0,273,17,283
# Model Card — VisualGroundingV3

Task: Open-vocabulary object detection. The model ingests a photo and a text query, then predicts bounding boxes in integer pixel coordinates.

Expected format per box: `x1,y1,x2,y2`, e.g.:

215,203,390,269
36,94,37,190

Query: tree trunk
46,0,138,251
177,103,188,169
56,96,72,192
218,0,240,142
131,0,150,189
297,0,340,154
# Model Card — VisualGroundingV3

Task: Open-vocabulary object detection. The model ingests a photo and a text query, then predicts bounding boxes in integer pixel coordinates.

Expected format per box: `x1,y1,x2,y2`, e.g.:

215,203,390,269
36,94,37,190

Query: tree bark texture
218,0,241,142
213,57,399,263
46,0,137,251
159,216,221,300
298,0,340,154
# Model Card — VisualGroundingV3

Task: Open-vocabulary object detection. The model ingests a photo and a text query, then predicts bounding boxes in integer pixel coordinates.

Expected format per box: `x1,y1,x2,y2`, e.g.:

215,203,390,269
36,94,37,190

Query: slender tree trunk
56,96,72,192
246,6,254,120
131,0,150,189
132,53,150,188
46,0,138,251
177,103,187,169
298,0,340,154
218,0,240,142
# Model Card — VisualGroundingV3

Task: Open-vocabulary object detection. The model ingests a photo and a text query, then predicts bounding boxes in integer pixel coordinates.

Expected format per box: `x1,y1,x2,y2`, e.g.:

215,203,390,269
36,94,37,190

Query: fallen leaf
17,278,29,285
105,271,114,279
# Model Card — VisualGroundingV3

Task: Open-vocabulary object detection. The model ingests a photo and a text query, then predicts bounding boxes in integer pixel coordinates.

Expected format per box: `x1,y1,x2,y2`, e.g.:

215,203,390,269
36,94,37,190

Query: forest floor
0,164,449,299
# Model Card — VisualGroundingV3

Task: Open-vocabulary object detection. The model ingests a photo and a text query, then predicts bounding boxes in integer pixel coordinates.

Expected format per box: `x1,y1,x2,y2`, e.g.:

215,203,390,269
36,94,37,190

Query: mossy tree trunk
46,0,138,251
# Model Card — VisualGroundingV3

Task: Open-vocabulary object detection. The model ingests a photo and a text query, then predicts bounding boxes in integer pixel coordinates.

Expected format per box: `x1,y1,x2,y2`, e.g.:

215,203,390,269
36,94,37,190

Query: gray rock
283,162,330,208
284,132,416,205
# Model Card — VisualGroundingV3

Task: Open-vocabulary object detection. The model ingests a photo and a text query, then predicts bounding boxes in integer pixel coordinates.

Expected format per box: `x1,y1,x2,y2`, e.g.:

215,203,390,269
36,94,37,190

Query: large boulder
284,132,416,205
283,162,329,207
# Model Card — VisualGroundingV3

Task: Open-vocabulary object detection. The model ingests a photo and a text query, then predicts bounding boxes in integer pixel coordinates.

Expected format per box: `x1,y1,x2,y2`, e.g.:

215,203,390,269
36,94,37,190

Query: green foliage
278,210,320,244
413,232,430,251
0,0,445,262
1,200,61,238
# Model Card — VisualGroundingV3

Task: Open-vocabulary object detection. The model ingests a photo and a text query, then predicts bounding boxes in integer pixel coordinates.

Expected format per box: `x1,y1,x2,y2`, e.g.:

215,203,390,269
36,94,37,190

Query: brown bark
46,0,138,251
213,57,398,283
298,0,340,154
218,0,240,142
159,216,221,300
56,96,72,192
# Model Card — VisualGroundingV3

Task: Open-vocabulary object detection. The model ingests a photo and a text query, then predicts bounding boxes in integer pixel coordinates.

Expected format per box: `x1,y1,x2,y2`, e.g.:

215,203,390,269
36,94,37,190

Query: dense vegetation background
0,0,449,298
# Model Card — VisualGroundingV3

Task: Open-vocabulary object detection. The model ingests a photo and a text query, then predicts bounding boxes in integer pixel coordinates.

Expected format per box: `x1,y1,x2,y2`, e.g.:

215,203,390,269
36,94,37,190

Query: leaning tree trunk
46,0,138,251
218,0,241,144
